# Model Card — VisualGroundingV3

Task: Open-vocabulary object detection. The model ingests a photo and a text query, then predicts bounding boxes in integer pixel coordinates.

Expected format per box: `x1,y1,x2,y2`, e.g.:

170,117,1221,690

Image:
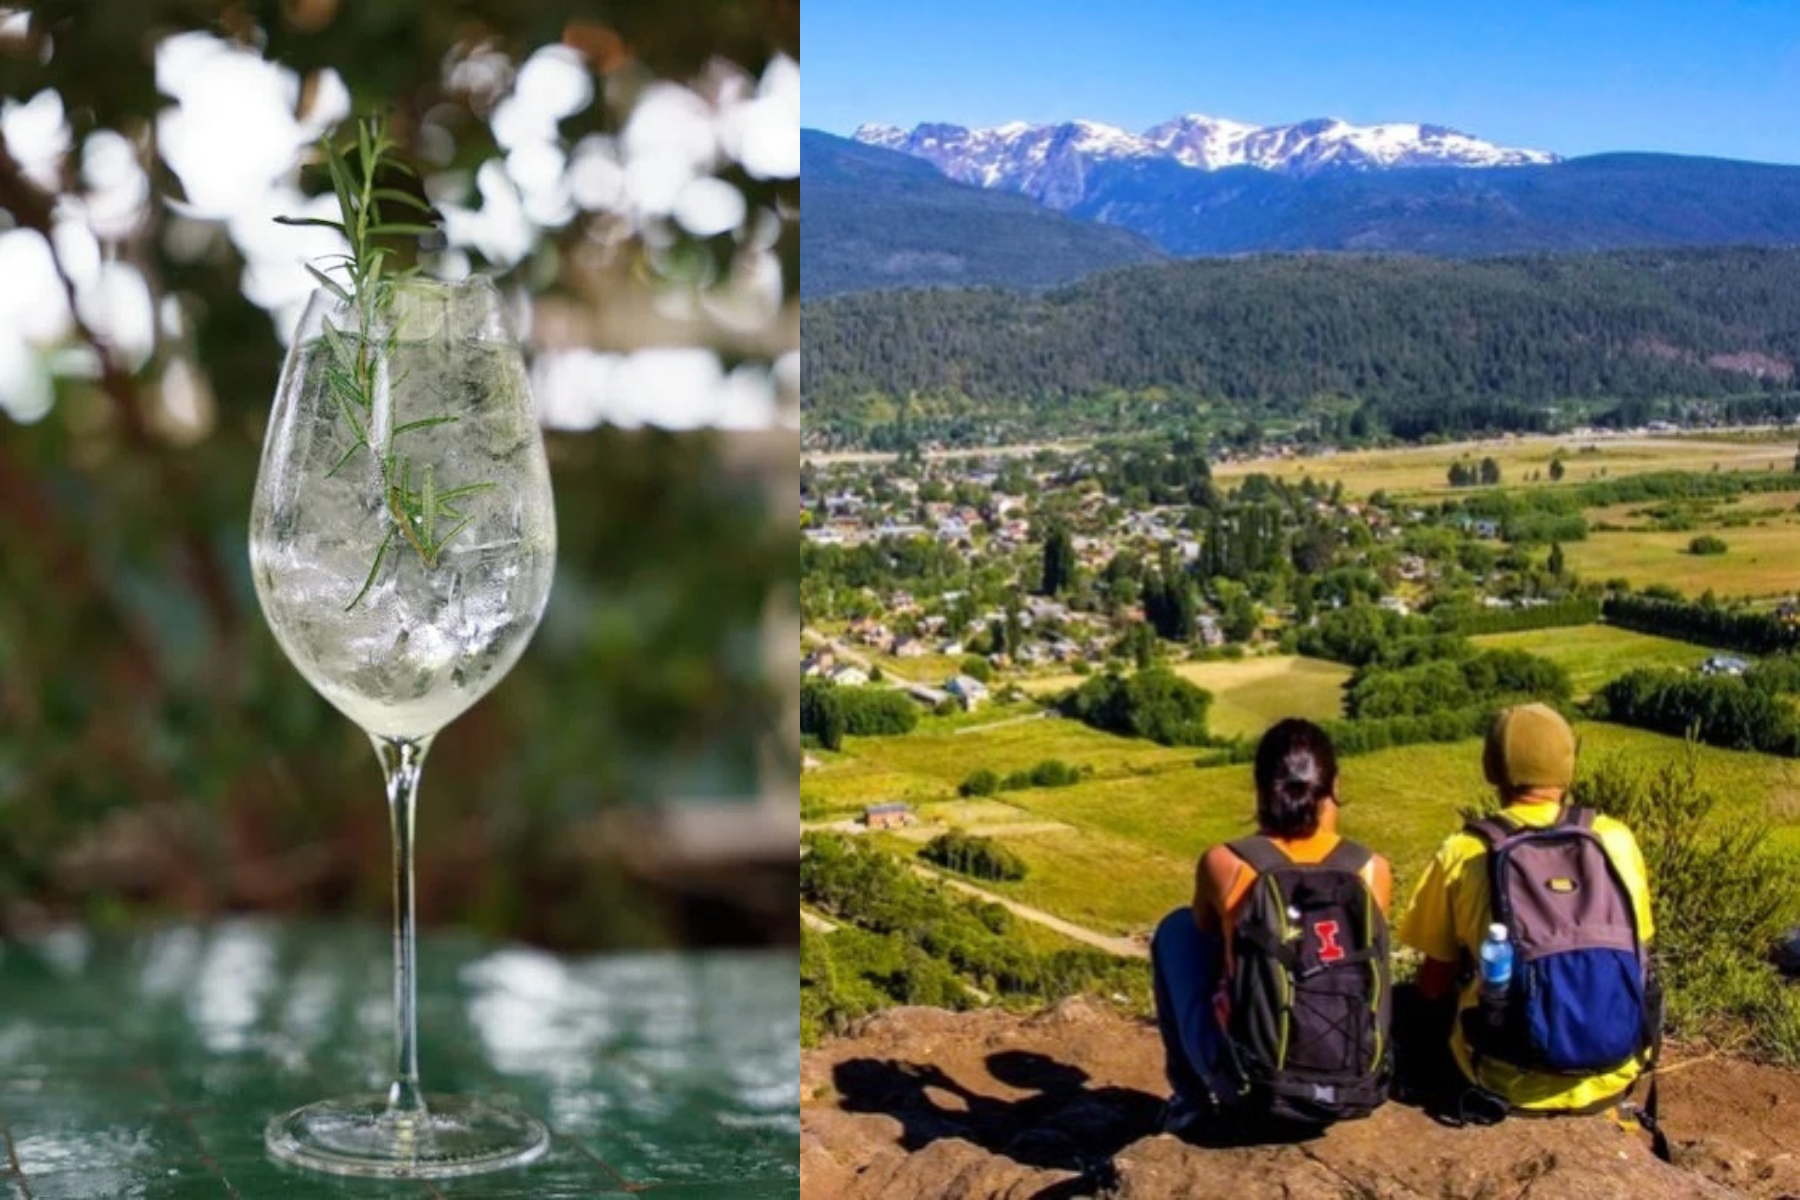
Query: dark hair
1253,718,1339,838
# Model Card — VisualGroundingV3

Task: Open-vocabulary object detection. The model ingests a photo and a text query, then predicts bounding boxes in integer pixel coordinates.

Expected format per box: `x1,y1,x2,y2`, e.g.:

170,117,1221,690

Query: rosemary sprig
277,115,492,610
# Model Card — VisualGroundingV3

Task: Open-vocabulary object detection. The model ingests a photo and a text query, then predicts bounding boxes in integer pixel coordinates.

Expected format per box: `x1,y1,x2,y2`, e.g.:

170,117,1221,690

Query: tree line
1603,595,1800,656
804,248,1800,445
1592,668,1800,756
801,680,920,750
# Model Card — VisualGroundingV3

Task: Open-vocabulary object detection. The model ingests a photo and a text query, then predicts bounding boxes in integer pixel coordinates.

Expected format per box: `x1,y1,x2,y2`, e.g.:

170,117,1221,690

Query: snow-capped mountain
855,119,1163,209
854,112,1557,209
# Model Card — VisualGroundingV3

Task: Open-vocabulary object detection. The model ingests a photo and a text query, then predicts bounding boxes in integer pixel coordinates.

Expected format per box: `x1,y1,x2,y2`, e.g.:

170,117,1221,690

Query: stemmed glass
249,275,557,1176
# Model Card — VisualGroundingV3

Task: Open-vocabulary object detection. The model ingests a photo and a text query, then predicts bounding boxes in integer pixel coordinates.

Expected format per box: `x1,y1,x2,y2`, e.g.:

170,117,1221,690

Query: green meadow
1021,654,1353,740
806,716,1800,937
1470,626,1725,698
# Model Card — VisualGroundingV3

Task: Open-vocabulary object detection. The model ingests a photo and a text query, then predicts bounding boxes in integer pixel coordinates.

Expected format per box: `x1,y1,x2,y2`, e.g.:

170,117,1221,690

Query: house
801,650,835,678
848,619,891,648
829,665,870,687
936,517,971,543
1700,654,1750,677
891,636,929,659
944,674,990,710
863,802,914,829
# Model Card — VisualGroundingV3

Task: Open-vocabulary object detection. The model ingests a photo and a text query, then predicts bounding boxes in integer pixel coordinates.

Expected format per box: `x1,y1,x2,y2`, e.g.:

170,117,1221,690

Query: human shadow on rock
832,1048,1162,1174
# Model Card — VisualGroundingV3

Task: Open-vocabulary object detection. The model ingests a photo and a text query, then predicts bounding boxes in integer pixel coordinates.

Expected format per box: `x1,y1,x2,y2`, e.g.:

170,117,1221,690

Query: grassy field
1020,654,1351,740
801,710,1200,816
820,715,1800,937
1562,520,1800,598
1212,434,1793,500
1170,656,1352,738
1471,626,1722,697
1584,488,1800,530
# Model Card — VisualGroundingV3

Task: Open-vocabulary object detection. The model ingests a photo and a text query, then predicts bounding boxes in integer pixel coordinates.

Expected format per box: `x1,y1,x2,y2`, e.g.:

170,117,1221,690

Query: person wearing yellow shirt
1397,703,1657,1117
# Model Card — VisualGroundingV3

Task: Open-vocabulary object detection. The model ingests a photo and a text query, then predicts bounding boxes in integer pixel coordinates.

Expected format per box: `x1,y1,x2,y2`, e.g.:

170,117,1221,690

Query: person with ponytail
1150,718,1393,1136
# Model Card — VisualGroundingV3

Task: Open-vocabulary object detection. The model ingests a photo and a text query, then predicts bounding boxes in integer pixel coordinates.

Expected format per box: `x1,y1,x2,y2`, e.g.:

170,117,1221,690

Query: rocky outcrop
802,998,1800,1199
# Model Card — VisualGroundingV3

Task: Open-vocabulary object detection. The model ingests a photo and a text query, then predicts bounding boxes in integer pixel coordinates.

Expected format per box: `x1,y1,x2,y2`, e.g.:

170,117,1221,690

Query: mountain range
800,130,1163,297
856,114,1557,201
806,112,1800,295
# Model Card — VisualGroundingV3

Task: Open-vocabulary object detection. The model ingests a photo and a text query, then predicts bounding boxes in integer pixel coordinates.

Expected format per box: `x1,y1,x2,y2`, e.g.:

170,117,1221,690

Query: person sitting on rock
1396,703,1660,1123
1151,718,1394,1137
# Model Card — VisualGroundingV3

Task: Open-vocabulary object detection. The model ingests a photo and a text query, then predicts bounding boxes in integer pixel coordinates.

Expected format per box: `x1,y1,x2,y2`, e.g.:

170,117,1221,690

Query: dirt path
951,710,1054,735
908,862,1149,958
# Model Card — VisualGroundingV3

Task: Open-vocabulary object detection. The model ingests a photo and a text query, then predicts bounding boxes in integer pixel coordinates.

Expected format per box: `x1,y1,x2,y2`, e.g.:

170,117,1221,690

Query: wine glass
249,275,557,1177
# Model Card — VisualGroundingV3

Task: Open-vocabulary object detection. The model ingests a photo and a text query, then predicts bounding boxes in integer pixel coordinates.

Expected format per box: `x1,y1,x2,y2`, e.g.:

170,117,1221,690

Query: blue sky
805,0,1800,164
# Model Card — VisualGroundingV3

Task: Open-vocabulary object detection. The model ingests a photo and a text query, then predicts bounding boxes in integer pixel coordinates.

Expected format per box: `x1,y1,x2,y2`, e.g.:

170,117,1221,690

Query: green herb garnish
277,115,494,610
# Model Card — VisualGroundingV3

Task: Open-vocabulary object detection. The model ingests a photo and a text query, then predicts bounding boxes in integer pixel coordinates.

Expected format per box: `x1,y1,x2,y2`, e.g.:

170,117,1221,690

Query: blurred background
0,0,800,952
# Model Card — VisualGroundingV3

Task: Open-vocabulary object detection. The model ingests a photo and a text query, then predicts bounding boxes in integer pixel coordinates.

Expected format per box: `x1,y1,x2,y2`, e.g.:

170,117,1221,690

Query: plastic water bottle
1478,923,1513,1026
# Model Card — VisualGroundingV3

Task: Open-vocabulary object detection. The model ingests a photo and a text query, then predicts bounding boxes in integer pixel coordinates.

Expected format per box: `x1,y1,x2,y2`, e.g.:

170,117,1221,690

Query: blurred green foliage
0,0,798,947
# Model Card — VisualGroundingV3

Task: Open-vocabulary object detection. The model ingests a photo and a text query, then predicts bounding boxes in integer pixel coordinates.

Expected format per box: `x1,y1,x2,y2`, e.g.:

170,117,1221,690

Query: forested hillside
803,247,1800,446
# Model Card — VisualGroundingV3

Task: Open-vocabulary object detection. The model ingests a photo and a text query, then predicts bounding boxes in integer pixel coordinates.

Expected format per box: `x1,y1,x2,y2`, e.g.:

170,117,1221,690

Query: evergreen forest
803,247,1800,447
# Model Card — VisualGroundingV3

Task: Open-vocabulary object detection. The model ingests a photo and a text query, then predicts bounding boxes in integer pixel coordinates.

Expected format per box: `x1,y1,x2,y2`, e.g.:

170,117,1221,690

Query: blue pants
1151,908,1228,1106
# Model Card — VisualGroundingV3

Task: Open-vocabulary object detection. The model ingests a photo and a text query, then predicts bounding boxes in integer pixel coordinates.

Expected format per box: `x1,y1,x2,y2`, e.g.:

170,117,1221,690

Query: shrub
1347,648,1570,719
1572,746,1800,1062
834,685,921,736
959,655,993,683
1058,668,1213,746
800,681,847,751
958,768,1000,798
1688,534,1729,556
1001,759,1082,790
921,831,1029,881
1294,603,1436,667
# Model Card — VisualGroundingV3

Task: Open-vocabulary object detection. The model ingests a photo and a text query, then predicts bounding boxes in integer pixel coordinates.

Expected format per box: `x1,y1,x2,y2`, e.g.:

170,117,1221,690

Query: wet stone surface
0,920,799,1198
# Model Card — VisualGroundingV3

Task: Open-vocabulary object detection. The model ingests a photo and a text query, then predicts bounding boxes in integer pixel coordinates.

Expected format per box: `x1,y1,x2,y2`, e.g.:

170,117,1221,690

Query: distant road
802,426,1795,472
909,862,1149,959
804,441,1091,466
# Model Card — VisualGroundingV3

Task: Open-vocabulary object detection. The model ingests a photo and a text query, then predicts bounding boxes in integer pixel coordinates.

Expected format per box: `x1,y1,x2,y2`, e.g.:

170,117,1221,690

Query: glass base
265,1093,550,1178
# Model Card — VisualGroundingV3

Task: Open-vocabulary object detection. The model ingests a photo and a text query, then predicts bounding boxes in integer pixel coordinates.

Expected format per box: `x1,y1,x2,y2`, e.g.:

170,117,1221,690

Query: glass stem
375,734,431,1118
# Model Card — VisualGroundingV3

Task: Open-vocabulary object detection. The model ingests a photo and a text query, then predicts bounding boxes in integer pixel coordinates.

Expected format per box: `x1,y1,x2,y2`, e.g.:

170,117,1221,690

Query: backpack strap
1226,835,1290,875
1561,806,1597,831
1461,813,1517,848
1320,837,1372,874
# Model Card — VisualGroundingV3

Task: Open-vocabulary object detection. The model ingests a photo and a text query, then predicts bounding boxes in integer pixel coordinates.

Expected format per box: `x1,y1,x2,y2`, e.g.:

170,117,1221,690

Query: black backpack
1215,835,1392,1125
1459,807,1657,1080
